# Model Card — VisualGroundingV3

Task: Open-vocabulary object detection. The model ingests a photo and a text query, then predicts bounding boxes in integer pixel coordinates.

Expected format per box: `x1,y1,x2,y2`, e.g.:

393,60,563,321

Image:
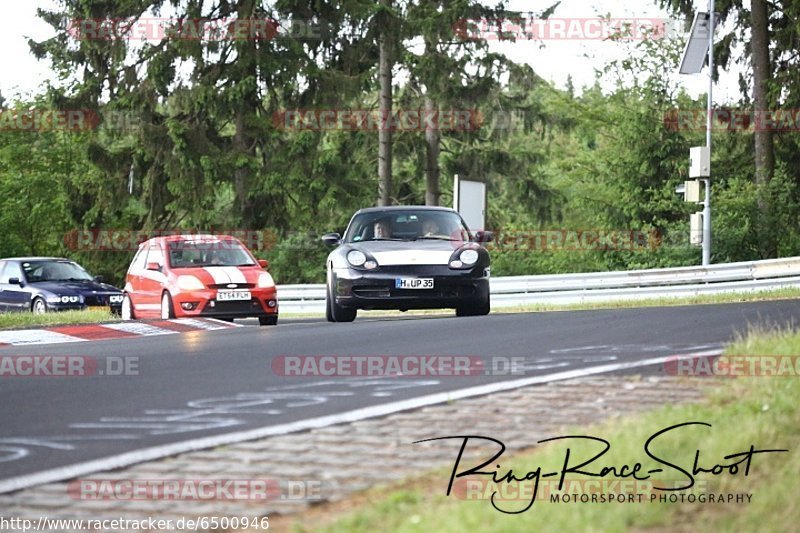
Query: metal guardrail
277,256,800,314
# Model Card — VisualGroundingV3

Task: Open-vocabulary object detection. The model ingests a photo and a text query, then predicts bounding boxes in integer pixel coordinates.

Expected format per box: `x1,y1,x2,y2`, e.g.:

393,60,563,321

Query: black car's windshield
344,210,471,243
168,240,255,268
23,260,94,282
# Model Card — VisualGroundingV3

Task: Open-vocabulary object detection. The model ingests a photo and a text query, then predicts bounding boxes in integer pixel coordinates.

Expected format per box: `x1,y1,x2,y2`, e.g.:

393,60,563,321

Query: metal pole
702,2,715,266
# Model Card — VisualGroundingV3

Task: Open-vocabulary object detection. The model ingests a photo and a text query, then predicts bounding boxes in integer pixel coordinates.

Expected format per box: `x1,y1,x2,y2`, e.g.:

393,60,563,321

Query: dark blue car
0,257,123,314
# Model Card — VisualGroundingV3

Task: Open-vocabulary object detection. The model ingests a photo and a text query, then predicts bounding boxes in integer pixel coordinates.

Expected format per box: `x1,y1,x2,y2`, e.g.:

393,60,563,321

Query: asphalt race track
0,300,797,488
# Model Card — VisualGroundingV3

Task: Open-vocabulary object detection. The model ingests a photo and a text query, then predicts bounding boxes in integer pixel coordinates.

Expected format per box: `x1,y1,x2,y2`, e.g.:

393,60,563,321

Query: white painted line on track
174,318,241,330
0,349,722,494
101,323,178,336
0,330,85,346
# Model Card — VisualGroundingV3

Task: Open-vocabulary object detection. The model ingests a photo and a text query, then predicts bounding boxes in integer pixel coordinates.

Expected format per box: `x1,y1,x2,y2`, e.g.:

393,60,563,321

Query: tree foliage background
1,0,798,285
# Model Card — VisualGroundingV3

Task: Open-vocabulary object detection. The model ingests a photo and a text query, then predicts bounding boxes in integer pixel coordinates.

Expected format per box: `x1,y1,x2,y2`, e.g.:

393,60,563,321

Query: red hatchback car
121,234,278,325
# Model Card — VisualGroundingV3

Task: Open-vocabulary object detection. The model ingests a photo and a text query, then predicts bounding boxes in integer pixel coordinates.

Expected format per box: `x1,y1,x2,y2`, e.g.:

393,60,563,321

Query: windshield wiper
371,237,404,241
412,236,458,241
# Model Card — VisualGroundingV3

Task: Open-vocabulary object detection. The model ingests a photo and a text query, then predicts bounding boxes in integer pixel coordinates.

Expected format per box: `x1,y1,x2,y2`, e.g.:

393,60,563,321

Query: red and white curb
0,319,242,347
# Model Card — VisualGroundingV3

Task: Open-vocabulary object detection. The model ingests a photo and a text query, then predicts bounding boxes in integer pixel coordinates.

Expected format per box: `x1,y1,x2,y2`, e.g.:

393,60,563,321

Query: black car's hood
342,239,463,266
29,280,122,296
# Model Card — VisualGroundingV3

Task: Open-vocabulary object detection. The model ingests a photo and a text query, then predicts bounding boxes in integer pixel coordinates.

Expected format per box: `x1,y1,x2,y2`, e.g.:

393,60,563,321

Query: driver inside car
373,220,392,240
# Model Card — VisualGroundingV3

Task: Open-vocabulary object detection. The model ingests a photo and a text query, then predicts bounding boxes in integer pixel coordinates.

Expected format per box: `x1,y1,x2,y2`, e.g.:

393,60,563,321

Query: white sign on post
453,174,486,231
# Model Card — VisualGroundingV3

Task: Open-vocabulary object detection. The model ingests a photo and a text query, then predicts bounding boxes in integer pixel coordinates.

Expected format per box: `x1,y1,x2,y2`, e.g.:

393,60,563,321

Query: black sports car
0,257,124,314
321,206,493,322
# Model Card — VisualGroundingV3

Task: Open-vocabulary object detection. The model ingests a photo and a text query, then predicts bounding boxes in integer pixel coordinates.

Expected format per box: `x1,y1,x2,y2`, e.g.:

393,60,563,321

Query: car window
344,210,471,243
146,245,164,267
0,262,24,283
22,261,92,282
129,246,148,272
168,240,255,268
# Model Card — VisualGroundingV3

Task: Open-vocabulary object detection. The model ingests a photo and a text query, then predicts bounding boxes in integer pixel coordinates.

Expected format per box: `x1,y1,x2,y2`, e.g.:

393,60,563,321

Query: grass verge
282,328,800,532
0,310,119,330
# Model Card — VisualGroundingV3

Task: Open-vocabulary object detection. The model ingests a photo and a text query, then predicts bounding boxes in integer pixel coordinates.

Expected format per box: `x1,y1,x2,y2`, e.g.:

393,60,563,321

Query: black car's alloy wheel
326,281,356,323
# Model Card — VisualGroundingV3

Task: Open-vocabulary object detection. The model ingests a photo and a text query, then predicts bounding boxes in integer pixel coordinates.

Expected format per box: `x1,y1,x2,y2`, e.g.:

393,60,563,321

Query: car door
125,246,148,310
0,261,30,312
139,242,167,315
0,261,7,311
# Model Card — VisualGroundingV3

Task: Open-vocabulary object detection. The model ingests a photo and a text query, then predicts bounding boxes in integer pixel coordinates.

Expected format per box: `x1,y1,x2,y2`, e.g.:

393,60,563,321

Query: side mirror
146,262,161,271
321,232,341,246
93,275,105,283
473,230,494,243
8,277,21,286
258,259,269,269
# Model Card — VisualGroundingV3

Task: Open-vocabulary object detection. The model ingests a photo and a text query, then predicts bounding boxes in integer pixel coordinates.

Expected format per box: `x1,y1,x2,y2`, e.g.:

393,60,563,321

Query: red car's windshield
167,241,255,268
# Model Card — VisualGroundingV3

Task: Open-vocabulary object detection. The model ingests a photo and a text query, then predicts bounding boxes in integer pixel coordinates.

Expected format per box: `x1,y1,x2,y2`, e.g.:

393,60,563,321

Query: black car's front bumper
331,265,490,310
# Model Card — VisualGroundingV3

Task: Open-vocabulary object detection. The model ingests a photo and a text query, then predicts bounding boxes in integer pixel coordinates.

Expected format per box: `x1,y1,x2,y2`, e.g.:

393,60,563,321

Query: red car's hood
171,266,266,286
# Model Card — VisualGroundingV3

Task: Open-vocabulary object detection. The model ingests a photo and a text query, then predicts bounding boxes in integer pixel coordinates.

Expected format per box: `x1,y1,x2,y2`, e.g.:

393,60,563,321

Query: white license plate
217,290,252,301
395,278,434,289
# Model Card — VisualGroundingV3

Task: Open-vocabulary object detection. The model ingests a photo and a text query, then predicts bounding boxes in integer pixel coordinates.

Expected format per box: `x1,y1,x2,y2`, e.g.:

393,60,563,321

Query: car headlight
59,295,80,304
177,275,205,291
347,250,367,267
108,295,124,304
258,273,274,288
459,249,479,265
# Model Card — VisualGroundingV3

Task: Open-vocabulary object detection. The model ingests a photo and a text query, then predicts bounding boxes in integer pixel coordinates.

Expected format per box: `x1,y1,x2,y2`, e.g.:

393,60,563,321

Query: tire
456,294,490,317
161,291,175,319
121,294,135,320
32,297,47,315
259,316,278,326
326,281,356,323
325,286,334,322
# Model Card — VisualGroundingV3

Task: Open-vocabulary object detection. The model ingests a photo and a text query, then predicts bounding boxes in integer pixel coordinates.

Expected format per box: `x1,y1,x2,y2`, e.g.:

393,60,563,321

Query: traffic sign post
679,2,716,265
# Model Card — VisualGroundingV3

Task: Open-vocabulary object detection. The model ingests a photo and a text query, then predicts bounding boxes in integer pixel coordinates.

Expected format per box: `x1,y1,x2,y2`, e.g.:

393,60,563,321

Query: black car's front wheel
32,297,47,315
456,294,490,317
326,281,356,323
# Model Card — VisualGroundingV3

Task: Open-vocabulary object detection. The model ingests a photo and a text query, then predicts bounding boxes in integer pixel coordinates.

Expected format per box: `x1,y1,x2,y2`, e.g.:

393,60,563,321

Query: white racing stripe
133,304,161,311
0,330,85,346
221,267,247,284
203,267,231,285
